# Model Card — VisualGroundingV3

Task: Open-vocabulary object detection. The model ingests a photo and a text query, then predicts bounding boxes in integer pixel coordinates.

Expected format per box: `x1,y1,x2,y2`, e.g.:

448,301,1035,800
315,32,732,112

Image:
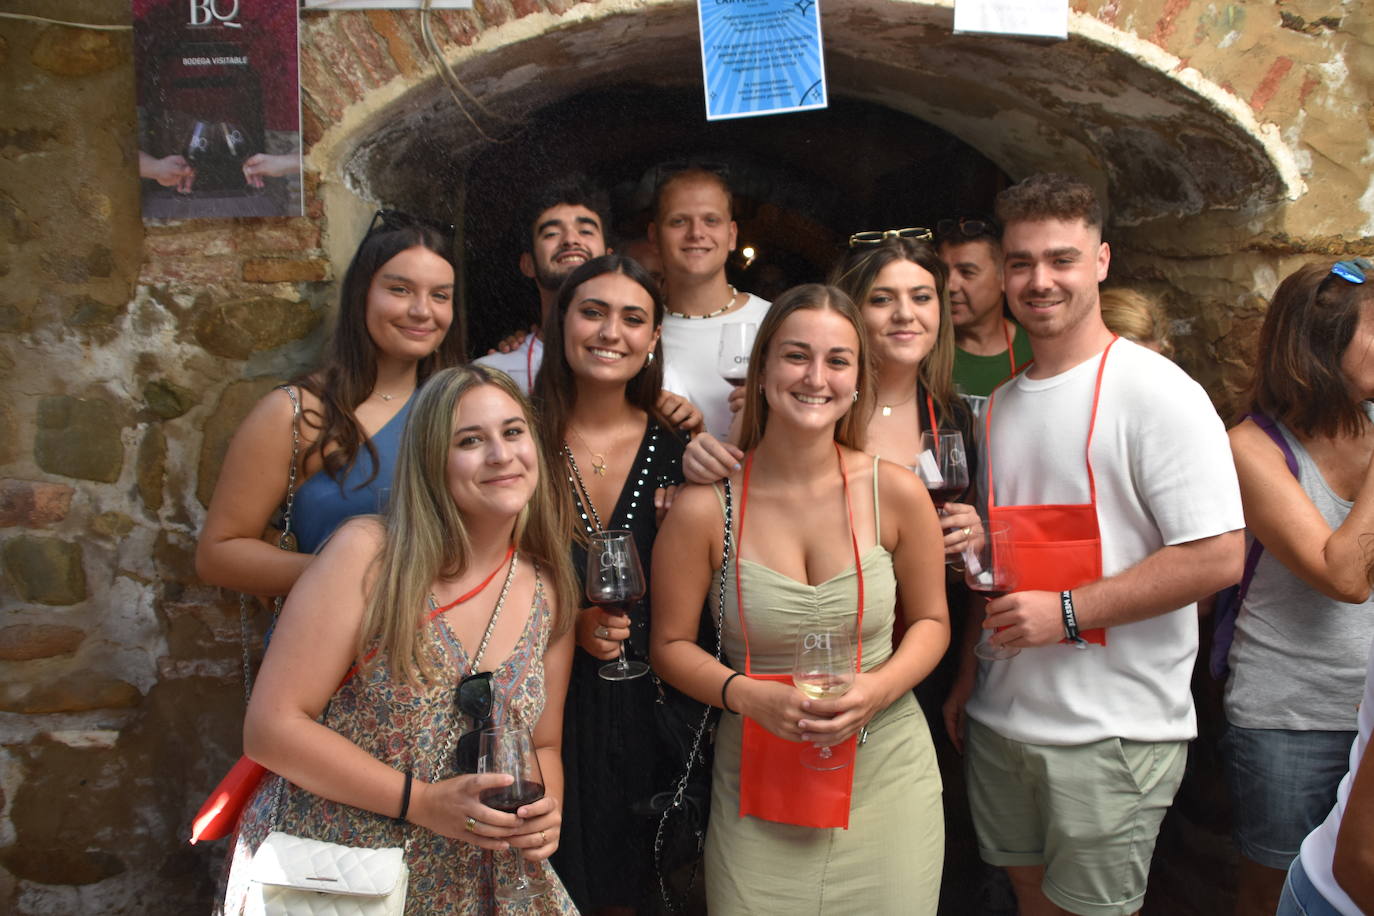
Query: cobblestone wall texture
0,0,1370,912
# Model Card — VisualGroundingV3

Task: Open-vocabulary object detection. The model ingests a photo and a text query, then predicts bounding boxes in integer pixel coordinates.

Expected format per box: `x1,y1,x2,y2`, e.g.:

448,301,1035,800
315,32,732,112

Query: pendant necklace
569,426,611,476
879,388,917,417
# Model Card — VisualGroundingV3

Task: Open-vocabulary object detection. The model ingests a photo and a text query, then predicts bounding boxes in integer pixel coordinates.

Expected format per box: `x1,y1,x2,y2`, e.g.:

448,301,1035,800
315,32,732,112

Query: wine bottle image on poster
133,0,303,219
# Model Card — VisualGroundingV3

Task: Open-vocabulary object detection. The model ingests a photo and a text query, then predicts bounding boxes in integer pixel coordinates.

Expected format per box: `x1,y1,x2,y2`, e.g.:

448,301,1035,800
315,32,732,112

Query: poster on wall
133,0,302,220
953,0,1068,39
698,0,827,121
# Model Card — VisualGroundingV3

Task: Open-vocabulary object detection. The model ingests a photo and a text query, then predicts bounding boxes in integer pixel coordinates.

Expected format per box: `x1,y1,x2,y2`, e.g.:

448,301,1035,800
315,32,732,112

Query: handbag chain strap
241,385,302,704
653,478,732,912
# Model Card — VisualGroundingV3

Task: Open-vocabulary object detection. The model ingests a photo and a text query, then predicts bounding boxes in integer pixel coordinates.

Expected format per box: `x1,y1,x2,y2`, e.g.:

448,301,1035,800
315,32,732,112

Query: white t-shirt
965,339,1244,745
660,293,772,439
1298,636,1372,916
473,336,543,395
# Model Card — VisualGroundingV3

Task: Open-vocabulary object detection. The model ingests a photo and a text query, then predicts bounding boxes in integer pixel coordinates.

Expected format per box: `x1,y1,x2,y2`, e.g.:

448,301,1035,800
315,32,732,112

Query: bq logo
189,0,242,28
801,632,832,651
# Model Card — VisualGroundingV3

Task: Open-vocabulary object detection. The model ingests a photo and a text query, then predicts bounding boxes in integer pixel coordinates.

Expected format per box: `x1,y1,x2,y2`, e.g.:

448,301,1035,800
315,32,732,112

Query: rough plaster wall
0,0,1371,912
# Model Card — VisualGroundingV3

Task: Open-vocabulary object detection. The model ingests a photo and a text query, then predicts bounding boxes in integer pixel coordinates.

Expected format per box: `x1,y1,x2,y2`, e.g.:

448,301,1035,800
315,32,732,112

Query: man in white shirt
474,178,609,393
649,167,770,438
943,173,1245,916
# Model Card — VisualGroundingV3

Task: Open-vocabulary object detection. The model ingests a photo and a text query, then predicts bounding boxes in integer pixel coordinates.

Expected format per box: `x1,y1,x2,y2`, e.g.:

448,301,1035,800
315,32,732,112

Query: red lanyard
526,337,537,388
734,444,865,674
342,543,516,683
1003,320,1017,378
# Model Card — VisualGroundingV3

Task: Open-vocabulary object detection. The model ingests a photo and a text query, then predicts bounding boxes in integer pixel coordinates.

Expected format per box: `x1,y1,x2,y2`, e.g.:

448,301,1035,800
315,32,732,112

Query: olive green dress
705,468,944,914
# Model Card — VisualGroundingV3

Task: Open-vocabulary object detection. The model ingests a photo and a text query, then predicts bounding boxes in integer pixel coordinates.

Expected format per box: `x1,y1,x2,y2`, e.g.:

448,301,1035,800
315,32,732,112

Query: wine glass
717,322,757,386
478,724,549,902
585,530,649,681
791,620,856,771
966,519,1020,660
915,429,969,513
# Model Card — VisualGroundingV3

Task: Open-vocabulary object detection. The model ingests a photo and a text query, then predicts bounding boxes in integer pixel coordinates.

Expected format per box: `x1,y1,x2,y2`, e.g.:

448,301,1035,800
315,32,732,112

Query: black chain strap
653,478,732,912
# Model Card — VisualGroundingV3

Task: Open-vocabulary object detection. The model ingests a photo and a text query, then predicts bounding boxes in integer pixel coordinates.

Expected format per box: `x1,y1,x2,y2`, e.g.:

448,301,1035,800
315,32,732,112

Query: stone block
364,10,424,79
30,26,124,77
3,535,86,605
241,257,329,284
66,294,124,327
35,395,125,483
137,426,166,514
143,379,196,420
0,479,74,527
0,400,17,465
91,511,134,538
0,624,85,661
193,295,321,360
0,669,140,714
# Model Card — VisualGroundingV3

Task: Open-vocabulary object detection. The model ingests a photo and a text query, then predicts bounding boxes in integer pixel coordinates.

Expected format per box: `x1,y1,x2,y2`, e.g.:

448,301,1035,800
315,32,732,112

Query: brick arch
298,0,1301,227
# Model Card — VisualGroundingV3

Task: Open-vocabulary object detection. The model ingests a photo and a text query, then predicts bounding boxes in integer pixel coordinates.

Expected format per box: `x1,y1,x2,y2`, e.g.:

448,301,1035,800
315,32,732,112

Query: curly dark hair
995,173,1103,231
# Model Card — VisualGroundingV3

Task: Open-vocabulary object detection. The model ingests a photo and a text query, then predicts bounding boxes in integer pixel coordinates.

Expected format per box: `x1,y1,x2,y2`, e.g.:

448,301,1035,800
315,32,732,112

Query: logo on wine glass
802,631,832,651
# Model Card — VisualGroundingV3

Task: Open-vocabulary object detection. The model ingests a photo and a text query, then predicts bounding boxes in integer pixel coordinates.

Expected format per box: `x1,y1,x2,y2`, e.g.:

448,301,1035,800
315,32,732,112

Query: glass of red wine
478,723,549,902
717,322,757,387
585,530,650,681
916,429,969,513
966,519,1020,660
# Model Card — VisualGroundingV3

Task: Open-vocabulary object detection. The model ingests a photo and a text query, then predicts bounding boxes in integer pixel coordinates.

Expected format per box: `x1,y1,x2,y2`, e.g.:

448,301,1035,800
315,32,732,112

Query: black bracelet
1060,590,1088,648
396,770,413,822
721,671,744,714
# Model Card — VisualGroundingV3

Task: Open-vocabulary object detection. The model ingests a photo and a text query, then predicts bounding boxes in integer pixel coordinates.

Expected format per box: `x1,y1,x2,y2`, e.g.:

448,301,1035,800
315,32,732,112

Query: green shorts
965,718,1187,916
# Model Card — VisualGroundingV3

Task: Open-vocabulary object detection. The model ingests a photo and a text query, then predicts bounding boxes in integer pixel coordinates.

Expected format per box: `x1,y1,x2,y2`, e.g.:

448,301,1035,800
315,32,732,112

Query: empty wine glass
478,723,549,902
966,519,1020,660
585,531,649,681
717,322,757,386
915,429,969,513
791,620,856,770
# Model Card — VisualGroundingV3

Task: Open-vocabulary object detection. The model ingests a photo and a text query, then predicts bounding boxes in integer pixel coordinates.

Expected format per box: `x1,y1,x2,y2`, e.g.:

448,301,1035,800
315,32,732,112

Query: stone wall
0,0,1371,912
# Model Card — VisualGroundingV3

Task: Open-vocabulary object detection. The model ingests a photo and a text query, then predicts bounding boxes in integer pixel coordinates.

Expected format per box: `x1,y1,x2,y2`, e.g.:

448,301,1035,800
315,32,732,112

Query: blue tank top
291,395,413,554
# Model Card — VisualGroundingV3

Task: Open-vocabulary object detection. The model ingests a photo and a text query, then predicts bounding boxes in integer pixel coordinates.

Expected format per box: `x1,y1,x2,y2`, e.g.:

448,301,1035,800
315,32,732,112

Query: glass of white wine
791,620,856,771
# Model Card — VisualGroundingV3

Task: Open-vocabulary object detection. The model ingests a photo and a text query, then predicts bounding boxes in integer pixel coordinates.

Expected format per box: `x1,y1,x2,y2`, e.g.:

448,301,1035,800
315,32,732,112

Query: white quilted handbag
246,831,408,916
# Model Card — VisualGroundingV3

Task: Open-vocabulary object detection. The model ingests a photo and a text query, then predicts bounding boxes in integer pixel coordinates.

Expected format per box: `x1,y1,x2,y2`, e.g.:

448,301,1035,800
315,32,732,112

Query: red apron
984,339,1118,647
735,444,863,829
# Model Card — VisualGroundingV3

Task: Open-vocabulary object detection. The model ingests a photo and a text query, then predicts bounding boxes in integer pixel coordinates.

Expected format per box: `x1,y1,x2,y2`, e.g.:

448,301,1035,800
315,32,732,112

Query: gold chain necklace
568,426,612,476
879,388,918,417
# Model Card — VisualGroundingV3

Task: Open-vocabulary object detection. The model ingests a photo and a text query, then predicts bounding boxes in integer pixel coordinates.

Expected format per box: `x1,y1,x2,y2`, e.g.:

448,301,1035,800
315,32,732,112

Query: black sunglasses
935,216,1001,242
367,208,456,238
454,671,493,774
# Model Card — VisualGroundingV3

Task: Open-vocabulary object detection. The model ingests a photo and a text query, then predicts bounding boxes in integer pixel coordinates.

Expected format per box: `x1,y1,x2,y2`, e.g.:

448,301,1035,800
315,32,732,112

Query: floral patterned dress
218,568,577,916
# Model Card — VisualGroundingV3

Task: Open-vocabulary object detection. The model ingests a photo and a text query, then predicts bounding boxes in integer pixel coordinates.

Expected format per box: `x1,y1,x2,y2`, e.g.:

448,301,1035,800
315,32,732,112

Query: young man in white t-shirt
474,178,609,393
943,173,1245,916
649,167,770,438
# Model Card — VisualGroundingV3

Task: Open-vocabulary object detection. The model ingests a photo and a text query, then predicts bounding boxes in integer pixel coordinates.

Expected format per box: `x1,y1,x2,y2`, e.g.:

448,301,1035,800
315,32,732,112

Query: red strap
1004,320,1017,378
339,543,516,686
985,338,1117,511
925,392,939,454
735,443,865,675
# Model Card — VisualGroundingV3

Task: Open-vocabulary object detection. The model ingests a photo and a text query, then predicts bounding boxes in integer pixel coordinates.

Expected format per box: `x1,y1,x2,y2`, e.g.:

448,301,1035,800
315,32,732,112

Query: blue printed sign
698,0,828,121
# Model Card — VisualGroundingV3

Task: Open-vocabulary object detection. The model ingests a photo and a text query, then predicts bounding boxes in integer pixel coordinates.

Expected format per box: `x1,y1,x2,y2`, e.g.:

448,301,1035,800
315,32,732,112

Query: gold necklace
879,388,917,417
568,427,611,476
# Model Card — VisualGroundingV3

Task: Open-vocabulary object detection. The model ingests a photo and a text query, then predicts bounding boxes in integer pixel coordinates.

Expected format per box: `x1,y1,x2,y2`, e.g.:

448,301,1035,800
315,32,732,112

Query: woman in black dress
532,254,689,914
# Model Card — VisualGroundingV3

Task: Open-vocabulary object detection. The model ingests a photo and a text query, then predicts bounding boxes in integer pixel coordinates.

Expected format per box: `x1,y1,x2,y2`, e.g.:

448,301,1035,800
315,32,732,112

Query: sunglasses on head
847,227,933,248
934,216,1000,242
366,208,456,238
1330,258,1372,285
454,670,493,774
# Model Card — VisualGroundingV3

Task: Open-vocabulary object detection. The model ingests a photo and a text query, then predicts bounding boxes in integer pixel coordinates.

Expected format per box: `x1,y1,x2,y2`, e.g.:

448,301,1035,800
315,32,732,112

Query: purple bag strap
1235,410,1299,601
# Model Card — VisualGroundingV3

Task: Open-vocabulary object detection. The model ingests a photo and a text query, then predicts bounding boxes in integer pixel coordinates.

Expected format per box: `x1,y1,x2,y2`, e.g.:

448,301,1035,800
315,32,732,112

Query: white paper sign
953,0,1068,40
303,1,474,9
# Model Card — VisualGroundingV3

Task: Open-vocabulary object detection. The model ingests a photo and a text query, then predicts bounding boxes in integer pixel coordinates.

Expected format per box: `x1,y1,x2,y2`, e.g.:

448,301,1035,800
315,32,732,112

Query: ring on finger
540,829,547,845
466,816,477,832
962,526,972,536
595,625,609,639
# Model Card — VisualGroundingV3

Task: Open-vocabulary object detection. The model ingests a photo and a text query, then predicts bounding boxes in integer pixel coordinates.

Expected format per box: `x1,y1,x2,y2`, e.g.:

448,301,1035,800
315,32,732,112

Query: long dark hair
1249,261,1373,439
293,223,463,487
828,237,961,429
532,254,669,492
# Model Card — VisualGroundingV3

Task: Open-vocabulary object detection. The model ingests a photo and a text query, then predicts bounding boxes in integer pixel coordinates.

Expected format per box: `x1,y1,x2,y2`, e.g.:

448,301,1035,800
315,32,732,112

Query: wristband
721,671,744,714
1060,590,1089,649
396,770,413,822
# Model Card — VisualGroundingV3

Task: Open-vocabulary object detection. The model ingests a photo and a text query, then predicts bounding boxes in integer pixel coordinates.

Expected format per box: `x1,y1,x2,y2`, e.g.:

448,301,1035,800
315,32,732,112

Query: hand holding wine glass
792,621,856,770
585,530,649,681
478,723,551,902
966,519,1020,660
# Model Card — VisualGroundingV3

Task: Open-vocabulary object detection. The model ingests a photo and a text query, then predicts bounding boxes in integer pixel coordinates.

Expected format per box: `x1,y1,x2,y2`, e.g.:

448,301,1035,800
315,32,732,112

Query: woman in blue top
197,211,464,595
